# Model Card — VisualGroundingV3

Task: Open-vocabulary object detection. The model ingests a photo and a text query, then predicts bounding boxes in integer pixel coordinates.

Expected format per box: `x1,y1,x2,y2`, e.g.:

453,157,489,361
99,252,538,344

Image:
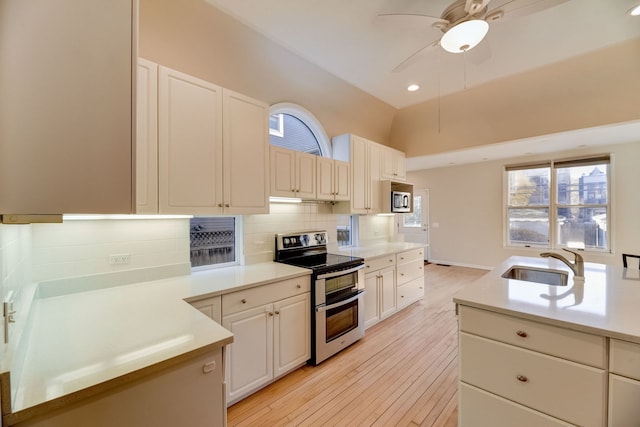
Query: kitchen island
2,262,310,426
453,256,640,426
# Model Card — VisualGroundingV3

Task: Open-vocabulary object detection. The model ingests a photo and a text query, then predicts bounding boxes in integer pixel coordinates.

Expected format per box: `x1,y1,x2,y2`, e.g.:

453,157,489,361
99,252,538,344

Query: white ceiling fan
379,0,569,72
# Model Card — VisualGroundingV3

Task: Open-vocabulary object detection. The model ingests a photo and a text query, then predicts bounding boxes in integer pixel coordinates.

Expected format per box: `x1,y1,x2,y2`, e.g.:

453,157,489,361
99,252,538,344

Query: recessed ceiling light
407,84,420,92
629,4,640,16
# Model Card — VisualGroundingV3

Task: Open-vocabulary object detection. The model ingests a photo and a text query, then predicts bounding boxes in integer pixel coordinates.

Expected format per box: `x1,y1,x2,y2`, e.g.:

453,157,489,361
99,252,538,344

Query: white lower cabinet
396,248,425,310
458,305,606,427
189,295,222,324
16,349,225,427
221,277,310,405
364,264,396,329
609,338,640,425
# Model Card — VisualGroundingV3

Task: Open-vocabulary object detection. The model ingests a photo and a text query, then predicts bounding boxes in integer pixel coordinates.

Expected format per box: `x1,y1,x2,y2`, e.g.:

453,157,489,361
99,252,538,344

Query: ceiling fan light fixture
440,19,489,53
629,4,640,16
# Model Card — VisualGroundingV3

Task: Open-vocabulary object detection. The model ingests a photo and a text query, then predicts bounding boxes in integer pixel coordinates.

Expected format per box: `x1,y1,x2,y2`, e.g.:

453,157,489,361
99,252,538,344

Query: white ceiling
206,0,640,169
206,0,640,109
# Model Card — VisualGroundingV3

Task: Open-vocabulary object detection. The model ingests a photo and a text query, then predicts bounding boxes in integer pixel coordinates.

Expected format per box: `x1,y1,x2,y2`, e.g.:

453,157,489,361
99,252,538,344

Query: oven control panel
276,231,327,250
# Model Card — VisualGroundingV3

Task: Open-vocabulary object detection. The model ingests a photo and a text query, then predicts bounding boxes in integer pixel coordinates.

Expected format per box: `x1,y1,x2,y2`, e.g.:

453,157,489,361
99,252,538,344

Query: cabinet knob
400,257,405,260
400,273,404,276
274,310,280,315
516,375,528,383
269,312,274,316
388,259,393,263
366,265,370,268
241,299,247,304
225,204,230,208
297,284,301,288
218,203,223,207
516,330,528,338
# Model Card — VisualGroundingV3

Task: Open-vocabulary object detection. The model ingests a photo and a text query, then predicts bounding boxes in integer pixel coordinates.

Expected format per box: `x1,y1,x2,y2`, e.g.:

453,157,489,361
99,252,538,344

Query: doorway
398,189,430,261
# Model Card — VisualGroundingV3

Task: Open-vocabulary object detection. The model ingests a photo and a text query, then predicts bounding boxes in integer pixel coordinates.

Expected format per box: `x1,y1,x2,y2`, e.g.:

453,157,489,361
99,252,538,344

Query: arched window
269,103,332,157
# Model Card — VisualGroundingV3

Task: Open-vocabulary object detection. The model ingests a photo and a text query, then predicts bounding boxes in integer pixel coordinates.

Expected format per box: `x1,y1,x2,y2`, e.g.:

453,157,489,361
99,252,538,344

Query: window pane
508,168,550,206
508,208,549,245
556,164,607,205
337,215,353,247
557,207,607,250
403,196,422,227
190,217,236,267
269,113,322,155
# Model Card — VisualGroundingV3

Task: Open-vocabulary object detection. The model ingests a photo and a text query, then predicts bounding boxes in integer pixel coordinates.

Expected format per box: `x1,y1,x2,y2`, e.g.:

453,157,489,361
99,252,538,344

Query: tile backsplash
31,218,191,283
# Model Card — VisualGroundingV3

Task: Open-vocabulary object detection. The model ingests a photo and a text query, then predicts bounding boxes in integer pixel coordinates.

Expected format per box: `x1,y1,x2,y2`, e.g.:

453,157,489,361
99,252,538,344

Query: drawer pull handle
516,375,528,383
516,330,528,338
241,299,247,304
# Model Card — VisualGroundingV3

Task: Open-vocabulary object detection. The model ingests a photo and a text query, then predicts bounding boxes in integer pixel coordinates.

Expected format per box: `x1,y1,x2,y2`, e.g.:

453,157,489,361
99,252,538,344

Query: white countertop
453,256,640,343
338,241,425,259
9,262,310,423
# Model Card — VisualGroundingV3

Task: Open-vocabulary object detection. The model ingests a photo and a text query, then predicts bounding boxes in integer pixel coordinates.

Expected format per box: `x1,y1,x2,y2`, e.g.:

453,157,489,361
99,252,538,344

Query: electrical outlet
109,253,131,265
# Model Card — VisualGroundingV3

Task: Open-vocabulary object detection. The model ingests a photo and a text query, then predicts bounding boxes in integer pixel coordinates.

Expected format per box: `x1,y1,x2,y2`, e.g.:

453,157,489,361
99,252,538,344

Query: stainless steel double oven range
275,231,365,365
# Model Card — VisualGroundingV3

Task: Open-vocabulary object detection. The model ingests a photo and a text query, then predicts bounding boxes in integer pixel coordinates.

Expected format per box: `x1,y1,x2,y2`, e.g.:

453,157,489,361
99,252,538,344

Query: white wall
407,141,640,269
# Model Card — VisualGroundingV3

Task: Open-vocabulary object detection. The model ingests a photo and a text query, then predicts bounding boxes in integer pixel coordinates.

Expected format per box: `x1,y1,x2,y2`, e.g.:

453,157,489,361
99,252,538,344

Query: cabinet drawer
610,338,640,380
460,332,605,427
397,277,424,310
459,383,574,427
364,255,395,273
459,306,605,368
396,248,424,264
608,373,640,426
396,259,424,285
222,276,310,316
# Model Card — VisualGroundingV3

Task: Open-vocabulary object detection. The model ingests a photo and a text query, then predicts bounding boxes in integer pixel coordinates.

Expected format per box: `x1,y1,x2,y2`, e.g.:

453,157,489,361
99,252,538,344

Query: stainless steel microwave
391,191,411,213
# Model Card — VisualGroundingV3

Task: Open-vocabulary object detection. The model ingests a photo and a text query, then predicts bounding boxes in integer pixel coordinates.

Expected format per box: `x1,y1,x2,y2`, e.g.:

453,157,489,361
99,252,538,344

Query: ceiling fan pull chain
437,47,442,134
463,49,468,90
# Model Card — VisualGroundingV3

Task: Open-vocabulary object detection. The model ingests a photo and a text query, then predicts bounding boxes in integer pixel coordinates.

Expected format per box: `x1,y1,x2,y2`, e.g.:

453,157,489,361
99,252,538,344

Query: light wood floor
227,264,487,427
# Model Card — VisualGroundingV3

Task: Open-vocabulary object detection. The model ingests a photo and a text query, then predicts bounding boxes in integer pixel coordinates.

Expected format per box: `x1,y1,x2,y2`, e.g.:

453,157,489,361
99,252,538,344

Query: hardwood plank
227,264,487,427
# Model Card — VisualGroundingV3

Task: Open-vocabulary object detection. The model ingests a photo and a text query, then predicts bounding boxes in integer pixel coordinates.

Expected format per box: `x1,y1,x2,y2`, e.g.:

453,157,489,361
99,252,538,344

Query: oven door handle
316,264,365,280
316,290,365,313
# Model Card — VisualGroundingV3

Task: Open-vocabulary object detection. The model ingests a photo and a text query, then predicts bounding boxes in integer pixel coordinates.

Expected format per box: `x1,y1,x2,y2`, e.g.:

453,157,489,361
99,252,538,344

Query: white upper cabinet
270,146,316,200
136,58,158,214
332,134,382,214
158,66,224,214
156,65,269,215
316,157,350,202
381,146,406,181
0,0,135,215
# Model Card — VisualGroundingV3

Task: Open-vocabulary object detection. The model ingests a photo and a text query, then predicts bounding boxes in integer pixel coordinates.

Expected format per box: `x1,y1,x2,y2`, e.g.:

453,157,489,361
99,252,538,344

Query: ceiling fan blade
391,38,440,73
487,0,569,21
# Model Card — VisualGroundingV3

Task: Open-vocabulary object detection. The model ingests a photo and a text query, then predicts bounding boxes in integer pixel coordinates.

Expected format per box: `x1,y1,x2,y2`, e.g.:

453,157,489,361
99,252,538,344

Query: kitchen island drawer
396,277,424,310
459,382,574,427
459,305,605,368
364,255,395,273
610,338,640,380
459,332,605,427
396,259,423,285
222,276,310,315
396,247,424,264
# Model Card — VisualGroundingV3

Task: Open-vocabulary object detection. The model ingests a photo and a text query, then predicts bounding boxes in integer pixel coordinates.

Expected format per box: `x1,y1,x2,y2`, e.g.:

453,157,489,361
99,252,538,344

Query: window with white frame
505,155,610,251
190,216,241,269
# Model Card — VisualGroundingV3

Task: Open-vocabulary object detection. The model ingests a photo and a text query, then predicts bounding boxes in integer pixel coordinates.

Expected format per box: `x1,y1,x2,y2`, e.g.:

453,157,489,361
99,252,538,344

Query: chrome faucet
540,248,584,278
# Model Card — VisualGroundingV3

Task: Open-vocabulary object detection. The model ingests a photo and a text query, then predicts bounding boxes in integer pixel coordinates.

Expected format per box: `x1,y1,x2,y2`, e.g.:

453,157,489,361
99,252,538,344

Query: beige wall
138,0,396,145
391,39,640,157
407,141,640,269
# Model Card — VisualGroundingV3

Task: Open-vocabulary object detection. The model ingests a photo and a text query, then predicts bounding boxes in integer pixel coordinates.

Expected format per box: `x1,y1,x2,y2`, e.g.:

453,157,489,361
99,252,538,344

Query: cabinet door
274,293,310,377
316,156,335,201
158,66,223,214
136,58,158,214
270,146,296,197
190,296,222,324
368,142,382,214
381,147,406,181
379,266,396,320
0,0,133,214
364,272,380,329
609,374,640,426
223,304,273,404
350,135,369,213
223,89,269,214
334,160,351,201
296,152,317,200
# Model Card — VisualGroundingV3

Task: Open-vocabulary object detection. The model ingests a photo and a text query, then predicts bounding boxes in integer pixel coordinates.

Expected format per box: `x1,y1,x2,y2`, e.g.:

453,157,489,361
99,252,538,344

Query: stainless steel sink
501,265,569,286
